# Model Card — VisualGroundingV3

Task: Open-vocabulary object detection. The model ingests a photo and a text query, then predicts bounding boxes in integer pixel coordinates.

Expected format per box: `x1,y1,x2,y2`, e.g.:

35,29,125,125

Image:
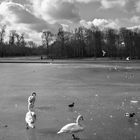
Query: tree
0,25,6,44
105,28,117,58
9,30,16,46
84,27,95,57
57,27,65,57
42,30,53,48
74,26,86,57
119,27,133,58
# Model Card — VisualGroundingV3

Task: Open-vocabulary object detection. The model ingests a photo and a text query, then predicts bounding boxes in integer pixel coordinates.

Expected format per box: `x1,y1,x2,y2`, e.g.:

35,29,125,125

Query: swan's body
28,102,35,111
25,111,36,129
57,115,84,139
28,92,36,111
28,95,36,105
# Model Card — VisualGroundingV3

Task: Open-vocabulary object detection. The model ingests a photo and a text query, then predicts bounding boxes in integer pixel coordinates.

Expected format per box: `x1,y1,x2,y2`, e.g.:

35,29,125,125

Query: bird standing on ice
28,92,36,111
25,110,36,129
68,102,75,108
125,112,136,118
57,115,84,140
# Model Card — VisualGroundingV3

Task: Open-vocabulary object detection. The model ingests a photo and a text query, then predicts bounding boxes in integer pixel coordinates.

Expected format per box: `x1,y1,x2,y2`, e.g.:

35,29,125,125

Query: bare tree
9,30,16,46
0,25,6,44
41,30,53,48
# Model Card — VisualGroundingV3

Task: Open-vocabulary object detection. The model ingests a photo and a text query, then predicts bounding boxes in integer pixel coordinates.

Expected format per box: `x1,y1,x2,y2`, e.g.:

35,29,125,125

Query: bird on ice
125,112,136,118
28,92,36,111
28,92,36,104
68,102,75,108
57,115,84,140
25,110,36,129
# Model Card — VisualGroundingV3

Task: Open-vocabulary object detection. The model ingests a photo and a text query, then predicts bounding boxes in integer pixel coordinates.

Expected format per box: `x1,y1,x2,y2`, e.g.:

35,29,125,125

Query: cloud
74,0,98,3
0,1,63,44
80,18,120,29
135,1,140,13
29,0,81,23
130,16,140,24
100,0,127,9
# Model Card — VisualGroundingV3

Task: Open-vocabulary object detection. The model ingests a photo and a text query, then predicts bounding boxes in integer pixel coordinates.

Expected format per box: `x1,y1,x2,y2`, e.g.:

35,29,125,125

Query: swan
28,102,35,111
25,110,36,129
28,92,36,105
57,115,84,139
28,92,36,111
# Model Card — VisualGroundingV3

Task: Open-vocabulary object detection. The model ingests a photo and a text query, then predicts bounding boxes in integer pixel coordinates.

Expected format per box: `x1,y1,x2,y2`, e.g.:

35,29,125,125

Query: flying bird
102,50,106,57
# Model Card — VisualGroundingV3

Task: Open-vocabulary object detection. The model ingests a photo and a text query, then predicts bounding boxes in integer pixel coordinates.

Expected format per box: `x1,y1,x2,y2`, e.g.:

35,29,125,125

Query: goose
68,102,75,108
25,110,36,129
125,112,136,118
57,115,84,140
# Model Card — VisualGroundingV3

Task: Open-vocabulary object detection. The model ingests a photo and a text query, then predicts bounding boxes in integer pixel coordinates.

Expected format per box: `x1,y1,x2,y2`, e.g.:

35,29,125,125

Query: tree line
1,24,140,59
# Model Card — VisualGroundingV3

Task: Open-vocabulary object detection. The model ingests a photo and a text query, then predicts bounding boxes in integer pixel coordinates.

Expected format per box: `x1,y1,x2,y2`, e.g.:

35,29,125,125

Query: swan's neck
76,118,81,125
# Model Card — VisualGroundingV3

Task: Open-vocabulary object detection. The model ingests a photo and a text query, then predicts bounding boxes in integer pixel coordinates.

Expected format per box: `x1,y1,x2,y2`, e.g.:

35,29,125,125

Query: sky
0,0,140,44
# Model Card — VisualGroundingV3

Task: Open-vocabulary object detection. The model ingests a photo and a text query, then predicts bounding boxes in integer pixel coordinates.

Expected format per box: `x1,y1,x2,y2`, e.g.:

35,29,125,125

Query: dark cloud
8,2,62,33
47,2,81,22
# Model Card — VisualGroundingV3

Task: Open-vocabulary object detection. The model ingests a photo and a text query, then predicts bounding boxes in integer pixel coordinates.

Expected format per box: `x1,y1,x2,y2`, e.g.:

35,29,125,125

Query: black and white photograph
0,0,140,140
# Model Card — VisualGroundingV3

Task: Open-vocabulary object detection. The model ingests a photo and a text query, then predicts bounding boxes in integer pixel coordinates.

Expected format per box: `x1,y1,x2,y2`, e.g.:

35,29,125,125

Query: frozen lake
0,62,140,140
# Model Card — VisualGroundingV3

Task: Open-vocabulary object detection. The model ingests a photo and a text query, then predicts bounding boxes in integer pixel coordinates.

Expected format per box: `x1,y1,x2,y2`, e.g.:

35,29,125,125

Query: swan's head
32,92,36,97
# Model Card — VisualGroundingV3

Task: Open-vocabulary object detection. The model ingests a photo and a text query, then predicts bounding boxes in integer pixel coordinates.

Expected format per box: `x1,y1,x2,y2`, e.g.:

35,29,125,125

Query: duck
25,110,36,129
125,112,136,118
68,102,75,108
57,115,84,140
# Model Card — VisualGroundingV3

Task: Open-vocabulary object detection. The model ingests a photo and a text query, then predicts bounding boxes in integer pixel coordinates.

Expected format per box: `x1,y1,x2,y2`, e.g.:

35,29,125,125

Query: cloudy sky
0,0,140,44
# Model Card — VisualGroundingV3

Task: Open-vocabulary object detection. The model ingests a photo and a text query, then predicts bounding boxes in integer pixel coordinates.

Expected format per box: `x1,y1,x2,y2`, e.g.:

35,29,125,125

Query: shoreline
0,57,140,64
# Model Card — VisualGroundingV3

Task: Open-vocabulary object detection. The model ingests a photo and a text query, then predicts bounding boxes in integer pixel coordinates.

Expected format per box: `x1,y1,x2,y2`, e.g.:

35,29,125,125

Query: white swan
28,92,36,105
25,110,36,129
28,92,36,111
28,102,35,111
57,115,84,139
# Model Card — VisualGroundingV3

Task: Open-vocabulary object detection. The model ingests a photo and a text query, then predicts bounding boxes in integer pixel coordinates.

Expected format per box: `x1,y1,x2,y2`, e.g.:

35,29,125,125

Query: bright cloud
0,1,62,44
130,16,140,24
100,0,127,9
80,18,119,29
135,1,140,13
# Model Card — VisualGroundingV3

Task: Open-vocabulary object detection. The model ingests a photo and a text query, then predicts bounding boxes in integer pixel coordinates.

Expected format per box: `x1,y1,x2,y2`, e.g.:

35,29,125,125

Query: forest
0,24,140,59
